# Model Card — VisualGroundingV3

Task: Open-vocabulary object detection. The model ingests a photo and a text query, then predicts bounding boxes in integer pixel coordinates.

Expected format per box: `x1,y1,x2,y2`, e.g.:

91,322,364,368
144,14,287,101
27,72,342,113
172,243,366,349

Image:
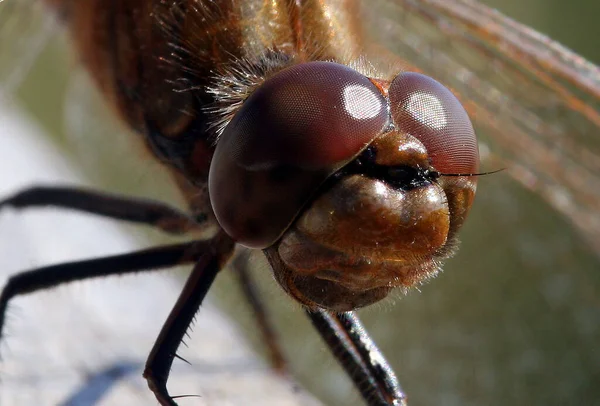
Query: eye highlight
389,72,479,174
342,84,385,120
405,92,447,130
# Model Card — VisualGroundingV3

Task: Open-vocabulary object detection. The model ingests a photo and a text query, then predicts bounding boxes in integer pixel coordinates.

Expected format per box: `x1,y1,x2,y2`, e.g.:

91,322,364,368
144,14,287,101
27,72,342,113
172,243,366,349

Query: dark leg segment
232,250,287,374
0,241,207,341
0,186,202,234
143,233,235,406
306,310,407,406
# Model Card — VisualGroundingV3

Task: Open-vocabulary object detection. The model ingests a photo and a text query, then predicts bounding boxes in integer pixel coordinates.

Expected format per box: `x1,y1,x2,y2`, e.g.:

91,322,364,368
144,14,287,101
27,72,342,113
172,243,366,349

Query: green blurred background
1,1,599,405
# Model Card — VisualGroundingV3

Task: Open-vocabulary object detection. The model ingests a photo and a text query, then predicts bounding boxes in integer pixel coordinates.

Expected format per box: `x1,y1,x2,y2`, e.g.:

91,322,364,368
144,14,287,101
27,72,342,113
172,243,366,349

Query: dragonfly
0,1,599,406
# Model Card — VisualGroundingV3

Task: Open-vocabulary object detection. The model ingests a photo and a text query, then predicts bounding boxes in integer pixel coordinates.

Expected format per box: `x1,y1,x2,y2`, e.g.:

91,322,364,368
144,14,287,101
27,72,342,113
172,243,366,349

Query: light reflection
343,84,383,120
406,92,446,130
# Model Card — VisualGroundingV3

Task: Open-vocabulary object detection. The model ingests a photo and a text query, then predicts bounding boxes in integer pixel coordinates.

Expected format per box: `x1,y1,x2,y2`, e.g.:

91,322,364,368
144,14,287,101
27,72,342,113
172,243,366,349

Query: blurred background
0,1,599,405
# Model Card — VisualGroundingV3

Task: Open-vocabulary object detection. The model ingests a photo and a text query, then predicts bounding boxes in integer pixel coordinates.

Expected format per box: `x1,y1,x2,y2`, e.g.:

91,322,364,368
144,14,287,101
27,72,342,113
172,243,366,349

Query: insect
1,1,599,406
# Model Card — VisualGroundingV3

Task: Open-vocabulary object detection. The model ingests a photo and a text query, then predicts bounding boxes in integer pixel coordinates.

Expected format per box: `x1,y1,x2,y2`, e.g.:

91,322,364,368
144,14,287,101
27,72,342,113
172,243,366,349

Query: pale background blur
0,1,599,406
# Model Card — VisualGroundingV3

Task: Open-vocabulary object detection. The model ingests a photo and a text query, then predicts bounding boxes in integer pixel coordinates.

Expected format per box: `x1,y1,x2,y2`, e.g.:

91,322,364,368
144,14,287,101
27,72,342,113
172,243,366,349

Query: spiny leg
232,250,287,374
143,232,235,405
306,310,407,406
0,185,203,234
0,240,208,342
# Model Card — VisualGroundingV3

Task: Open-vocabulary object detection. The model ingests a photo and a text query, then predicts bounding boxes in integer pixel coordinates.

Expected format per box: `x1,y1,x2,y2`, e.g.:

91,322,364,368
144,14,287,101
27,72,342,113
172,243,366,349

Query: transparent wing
363,0,600,254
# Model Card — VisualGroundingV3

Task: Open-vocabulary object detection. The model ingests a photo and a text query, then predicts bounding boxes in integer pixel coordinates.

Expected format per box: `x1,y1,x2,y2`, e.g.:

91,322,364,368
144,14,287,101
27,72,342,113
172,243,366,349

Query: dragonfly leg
143,233,235,406
0,185,204,234
232,249,288,375
306,310,407,406
0,240,208,344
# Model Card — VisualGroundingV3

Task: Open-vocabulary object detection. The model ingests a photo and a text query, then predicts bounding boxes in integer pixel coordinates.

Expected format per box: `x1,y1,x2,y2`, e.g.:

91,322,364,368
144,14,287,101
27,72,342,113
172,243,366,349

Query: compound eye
209,61,388,248
388,72,479,174
225,61,388,169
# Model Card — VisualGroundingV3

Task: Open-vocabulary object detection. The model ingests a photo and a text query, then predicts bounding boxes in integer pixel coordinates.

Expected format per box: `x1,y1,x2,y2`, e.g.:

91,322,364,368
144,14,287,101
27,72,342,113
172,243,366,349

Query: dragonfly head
209,62,479,311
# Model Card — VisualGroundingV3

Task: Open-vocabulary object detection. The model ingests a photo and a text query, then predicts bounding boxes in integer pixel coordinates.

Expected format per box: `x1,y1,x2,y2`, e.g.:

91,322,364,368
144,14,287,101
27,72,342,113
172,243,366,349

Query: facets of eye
224,61,390,170
342,84,385,120
209,61,389,248
405,92,446,130
388,72,479,175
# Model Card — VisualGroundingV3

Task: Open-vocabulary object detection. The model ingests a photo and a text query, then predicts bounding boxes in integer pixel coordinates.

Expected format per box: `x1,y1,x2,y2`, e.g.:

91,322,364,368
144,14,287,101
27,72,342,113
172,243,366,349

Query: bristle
204,51,296,141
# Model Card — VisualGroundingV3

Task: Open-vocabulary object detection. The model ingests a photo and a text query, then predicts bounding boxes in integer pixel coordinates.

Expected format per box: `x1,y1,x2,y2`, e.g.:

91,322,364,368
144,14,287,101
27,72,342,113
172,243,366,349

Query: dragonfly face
0,1,598,406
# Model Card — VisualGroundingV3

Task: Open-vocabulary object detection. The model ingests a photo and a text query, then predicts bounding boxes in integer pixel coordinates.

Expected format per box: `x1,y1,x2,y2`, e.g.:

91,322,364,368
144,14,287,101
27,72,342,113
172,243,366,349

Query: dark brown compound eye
209,61,389,248
388,72,479,174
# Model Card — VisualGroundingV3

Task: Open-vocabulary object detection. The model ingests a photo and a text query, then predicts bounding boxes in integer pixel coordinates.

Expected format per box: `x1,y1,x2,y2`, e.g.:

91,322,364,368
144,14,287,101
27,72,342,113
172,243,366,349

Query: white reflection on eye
343,85,382,120
406,92,446,130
